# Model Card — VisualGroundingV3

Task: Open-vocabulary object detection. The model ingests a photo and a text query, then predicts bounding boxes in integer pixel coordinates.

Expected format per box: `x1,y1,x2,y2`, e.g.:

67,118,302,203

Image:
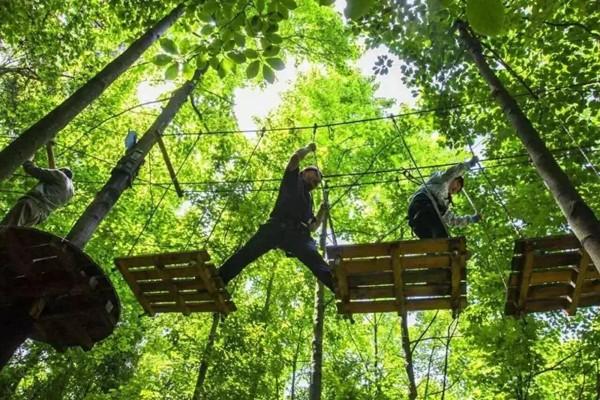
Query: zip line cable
161,79,599,138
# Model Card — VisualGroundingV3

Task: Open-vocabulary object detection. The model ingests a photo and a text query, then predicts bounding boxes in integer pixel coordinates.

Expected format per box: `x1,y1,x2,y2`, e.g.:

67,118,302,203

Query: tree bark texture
66,70,202,249
309,208,329,400
456,20,600,271
0,4,185,182
192,313,220,400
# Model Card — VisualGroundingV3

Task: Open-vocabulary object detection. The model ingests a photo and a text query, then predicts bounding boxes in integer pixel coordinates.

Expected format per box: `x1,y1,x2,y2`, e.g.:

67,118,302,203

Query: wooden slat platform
114,250,236,315
505,234,598,317
326,237,468,316
0,227,120,352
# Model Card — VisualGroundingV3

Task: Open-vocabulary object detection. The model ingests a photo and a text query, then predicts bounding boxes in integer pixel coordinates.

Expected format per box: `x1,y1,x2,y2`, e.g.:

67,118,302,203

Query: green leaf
280,0,298,10
160,38,179,55
466,0,505,36
233,32,246,47
196,53,209,70
262,64,275,83
266,57,285,70
266,33,282,44
319,0,335,5
344,0,375,20
152,54,172,66
182,62,195,79
200,24,214,35
244,48,259,59
227,51,247,64
165,62,179,80
246,60,260,79
262,44,280,57
256,0,265,12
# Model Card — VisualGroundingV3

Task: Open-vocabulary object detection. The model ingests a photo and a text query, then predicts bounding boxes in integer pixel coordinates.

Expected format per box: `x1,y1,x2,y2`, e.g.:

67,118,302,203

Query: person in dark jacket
407,157,481,239
1,160,74,227
217,143,334,291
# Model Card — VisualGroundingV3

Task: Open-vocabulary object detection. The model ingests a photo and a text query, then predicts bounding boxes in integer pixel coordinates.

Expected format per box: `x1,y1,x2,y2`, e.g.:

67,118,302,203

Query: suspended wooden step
326,237,468,316
505,234,599,317
114,250,236,316
0,227,120,365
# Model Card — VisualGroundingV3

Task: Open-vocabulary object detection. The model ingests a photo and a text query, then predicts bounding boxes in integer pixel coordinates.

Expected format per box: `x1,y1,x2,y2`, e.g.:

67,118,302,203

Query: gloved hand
467,155,479,168
470,214,482,223
307,142,317,152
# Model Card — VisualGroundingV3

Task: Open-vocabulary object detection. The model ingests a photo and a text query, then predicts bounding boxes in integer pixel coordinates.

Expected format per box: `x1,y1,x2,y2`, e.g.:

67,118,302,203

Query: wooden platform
0,227,120,352
114,250,236,315
505,234,599,317
326,237,468,316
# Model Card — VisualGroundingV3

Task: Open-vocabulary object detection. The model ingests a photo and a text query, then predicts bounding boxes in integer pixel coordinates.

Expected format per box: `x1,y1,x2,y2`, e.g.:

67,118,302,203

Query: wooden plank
130,265,203,281
527,283,572,300
577,293,600,308
509,268,576,286
340,254,452,274
327,237,464,260
114,258,156,315
511,252,588,271
157,135,184,198
517,249,535,311
349,283,464,300
115,251,210,270
524,298,570,313
513,235,580,254
137,277,205,293
151,302,230,314
145,291,213,303
348,268,463,287
333,258,350,304
342,297,467,314
390,247,406,317
581,280,600,293
450,252,462,314
155,262,190,315
195,254,229,314
568,251,591,315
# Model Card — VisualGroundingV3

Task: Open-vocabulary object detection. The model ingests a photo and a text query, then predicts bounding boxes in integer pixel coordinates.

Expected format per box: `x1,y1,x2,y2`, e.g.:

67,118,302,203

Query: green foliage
1,0,600,399
466,0,506,36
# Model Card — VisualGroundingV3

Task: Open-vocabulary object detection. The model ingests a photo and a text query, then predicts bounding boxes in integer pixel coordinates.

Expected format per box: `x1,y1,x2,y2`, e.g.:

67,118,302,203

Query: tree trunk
456,20,600,271
400,315,418,400
309,205,329,400
192,313,220,400
66,69,203,249
0,4,186,182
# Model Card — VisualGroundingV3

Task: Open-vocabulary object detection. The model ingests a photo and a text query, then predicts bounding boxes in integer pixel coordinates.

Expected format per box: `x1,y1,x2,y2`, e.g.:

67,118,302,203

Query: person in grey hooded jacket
407,157,481,239
1,161,74,228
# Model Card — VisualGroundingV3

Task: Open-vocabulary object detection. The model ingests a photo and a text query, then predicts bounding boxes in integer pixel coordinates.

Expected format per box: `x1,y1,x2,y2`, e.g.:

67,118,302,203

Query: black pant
408,193,448,239
218,220,334,292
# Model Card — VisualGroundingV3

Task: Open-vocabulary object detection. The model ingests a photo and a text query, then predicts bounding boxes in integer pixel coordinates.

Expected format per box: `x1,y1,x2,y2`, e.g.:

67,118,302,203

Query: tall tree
0,3,186,182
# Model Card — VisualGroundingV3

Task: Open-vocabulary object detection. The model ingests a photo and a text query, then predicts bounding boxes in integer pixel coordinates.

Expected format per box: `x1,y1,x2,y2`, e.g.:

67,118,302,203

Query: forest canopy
0,0,599,399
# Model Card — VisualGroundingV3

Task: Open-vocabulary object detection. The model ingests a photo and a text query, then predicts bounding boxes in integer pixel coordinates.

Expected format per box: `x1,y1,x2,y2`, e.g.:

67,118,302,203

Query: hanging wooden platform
326,237,468,316
0,227,120,353
505,234,599,317
114,250,236,315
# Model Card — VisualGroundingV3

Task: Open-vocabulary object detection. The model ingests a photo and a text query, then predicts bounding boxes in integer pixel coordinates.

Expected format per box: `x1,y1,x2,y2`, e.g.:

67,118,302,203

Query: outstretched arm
23,161,62,183
443,211,481,227
287,143,316,171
